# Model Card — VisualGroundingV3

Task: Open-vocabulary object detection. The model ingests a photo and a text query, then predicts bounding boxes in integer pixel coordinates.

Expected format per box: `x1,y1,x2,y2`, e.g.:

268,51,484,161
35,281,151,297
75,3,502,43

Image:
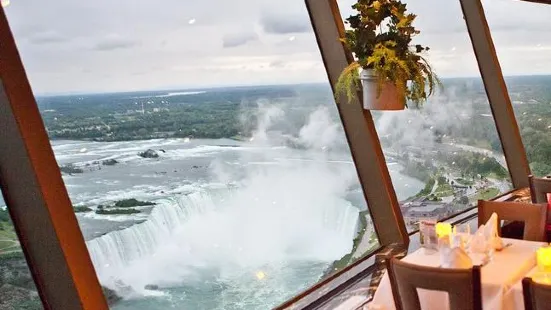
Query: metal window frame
460,0,532,188
0,6,108,310
0,0,539,308
520,0,551,4
304,0,408,247
0,0,408,307
276,0,538,307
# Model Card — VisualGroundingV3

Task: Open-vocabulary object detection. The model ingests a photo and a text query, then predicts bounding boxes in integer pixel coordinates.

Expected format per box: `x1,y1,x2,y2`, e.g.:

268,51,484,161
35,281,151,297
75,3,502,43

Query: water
0,135,424,309
87,188,359,309
49,135,421,309
0,103,426,309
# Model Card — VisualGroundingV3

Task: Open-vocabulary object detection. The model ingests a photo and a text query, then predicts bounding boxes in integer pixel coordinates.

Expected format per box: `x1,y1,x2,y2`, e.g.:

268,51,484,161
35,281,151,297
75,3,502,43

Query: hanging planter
360,69,405,110
336,0,440,111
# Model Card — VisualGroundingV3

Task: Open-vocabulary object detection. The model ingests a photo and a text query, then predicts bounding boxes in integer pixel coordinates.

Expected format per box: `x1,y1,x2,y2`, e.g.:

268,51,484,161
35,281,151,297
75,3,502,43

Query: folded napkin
439,243,473,269
471,213,503,253
485,212,504,250
470,224,487,254
484,213,498,238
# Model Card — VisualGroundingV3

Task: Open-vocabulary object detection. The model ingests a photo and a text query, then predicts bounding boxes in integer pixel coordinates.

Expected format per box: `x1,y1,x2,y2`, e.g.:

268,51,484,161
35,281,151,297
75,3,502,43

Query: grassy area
0,223,16,241
96,208,141,215
486,172,508,181
0,222,19,253
455,178,475,186
114,198,155,208
472,187,500,201
411,178,435,199
0,251,25,261
329,210,376,273
93,198,155,215
0,240,15,249
434,182,454,197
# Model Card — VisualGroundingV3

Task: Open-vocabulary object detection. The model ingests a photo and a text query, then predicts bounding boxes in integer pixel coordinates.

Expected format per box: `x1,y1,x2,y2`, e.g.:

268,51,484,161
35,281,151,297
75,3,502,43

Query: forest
36,77,551,177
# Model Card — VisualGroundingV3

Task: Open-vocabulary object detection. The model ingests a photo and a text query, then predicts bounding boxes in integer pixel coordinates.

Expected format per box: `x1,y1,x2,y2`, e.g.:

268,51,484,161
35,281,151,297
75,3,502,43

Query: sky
3,0,551,94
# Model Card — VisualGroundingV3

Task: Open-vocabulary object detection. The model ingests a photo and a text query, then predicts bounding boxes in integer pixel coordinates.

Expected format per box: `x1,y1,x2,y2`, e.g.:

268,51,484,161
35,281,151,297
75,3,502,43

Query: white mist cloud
88,103,363,300
298,108,340,151
375,86,476,150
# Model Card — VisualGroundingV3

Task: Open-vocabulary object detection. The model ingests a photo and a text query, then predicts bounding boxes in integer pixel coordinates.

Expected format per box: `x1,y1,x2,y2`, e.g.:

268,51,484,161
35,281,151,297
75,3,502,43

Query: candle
537,246,551,274
533,274,551,285
435,222,452,239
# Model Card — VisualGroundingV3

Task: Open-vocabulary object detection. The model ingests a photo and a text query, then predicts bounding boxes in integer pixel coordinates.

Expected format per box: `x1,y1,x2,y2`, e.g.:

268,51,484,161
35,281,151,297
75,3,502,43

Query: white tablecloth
507,266,543,310
372,238,545,310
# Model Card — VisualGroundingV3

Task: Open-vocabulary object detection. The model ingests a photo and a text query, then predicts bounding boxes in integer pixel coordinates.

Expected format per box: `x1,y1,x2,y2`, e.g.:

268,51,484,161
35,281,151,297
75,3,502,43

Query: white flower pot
360,69,406,111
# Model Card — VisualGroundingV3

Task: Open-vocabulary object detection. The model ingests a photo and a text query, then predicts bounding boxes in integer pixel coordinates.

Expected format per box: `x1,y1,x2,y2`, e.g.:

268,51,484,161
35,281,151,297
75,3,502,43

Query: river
1,137,423,309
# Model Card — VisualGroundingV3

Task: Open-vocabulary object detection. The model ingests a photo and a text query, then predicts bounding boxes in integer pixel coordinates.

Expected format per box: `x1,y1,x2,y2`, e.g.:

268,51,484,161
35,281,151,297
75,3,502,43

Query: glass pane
484,0,551,177
0,191,43,309
5,1,378,308
338,0,513,231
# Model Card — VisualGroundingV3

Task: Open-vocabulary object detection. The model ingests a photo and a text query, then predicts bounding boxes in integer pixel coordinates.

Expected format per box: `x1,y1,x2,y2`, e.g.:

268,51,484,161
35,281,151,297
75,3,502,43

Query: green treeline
38,86,296,141
37,78,551,177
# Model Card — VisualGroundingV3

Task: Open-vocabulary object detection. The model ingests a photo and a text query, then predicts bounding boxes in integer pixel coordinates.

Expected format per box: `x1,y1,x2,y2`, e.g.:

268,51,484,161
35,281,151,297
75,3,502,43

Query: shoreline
49,135,251,143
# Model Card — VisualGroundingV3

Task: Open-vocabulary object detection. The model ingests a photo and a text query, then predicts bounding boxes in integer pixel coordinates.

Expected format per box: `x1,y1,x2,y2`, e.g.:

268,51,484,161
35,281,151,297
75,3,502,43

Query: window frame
276,0,537,307
0,0,540,308
0,7,108,310
459,0,531,188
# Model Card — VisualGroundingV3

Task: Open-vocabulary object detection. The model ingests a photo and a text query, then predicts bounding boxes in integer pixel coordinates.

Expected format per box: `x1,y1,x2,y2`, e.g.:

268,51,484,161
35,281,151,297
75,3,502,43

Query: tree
530,162,551,177
459,196,469,205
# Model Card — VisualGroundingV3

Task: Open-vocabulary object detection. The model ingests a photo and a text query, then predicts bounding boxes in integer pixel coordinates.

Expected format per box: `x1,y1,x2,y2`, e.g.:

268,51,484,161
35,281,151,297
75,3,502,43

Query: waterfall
86,188,360,292
86,191,217,272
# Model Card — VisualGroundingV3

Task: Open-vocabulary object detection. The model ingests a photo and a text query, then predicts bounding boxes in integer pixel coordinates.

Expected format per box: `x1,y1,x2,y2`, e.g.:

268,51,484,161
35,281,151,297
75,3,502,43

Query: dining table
506,266,550,310
371,238,546,310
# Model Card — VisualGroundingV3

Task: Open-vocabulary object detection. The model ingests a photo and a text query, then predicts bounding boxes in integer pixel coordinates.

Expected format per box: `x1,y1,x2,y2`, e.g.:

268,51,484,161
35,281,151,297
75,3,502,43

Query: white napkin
484,212,504,250
470,224,487,253
439,243,473,269
470,213,504,253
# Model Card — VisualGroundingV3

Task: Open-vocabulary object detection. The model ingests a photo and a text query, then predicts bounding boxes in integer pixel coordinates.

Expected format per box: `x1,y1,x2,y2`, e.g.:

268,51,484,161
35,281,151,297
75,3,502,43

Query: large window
0,191,43,309
484,0,551,178
5,1,378,308
337,0,513,231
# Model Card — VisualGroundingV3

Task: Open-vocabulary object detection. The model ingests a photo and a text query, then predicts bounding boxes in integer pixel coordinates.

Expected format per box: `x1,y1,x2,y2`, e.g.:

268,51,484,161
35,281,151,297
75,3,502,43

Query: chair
522,277,551,310
529,175,551,242
529,175,551,204
385,257,482,310
478,200,547,242
367,243,408,299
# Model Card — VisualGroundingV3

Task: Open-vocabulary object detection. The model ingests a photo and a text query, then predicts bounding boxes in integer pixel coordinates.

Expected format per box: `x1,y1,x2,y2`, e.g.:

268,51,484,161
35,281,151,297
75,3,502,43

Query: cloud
4,0,551,94
92,34,139,51
222,31,258,48
269,60,286,68
260,12,311,34
27,31,69,44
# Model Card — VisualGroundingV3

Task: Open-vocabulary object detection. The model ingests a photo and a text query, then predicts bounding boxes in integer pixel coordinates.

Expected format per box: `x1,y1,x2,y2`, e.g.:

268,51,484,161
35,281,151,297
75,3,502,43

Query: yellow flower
373,1,381,10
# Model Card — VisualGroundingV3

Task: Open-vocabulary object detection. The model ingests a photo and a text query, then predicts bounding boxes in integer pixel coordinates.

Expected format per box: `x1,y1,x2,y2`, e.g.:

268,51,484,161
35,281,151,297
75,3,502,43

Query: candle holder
534,246,551,285
435,222,452,240
537,246,551,273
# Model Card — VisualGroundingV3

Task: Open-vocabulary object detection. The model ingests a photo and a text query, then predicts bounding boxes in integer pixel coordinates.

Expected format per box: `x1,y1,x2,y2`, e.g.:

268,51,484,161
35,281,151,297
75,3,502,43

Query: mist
86,101,363,304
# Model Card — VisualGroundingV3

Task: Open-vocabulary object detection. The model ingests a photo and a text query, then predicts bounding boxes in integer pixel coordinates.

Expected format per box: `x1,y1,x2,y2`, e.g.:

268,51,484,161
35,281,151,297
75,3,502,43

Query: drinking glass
454,223,472,250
